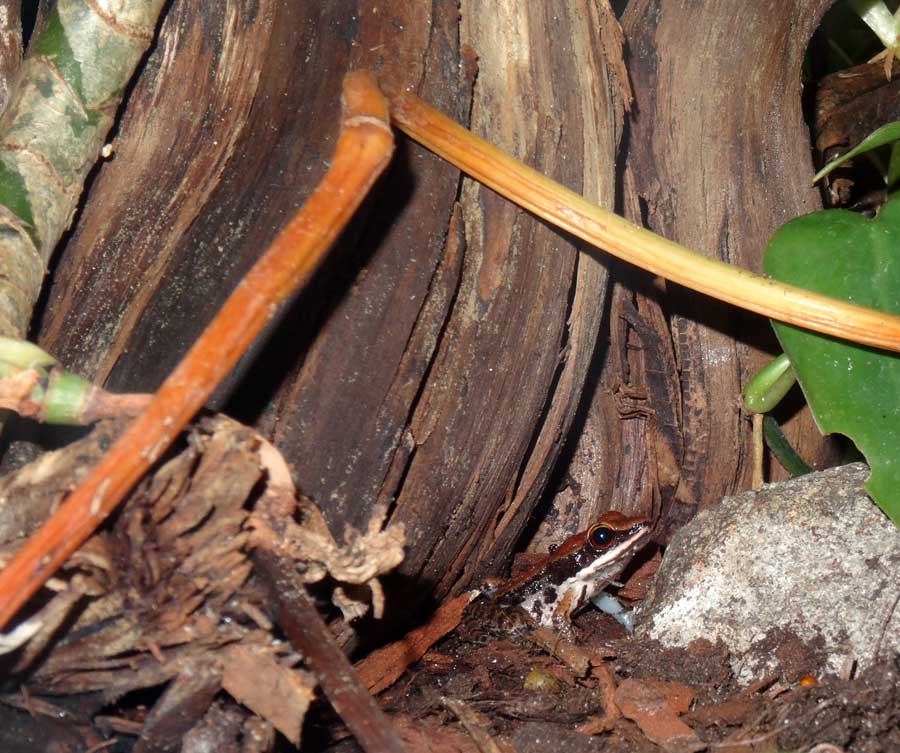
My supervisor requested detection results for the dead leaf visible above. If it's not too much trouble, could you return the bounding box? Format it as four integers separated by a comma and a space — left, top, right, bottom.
614, 678, 704, 753
221, 644, 315, 746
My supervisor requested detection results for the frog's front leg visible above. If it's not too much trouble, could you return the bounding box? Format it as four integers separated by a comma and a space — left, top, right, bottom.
548, 588, 580, 641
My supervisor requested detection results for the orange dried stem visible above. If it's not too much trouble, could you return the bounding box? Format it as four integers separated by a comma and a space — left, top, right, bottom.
0, 71, 394, 630
383, 84, 900, 354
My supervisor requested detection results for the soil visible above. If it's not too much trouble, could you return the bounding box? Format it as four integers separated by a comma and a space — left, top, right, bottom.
320, 605, 900, 753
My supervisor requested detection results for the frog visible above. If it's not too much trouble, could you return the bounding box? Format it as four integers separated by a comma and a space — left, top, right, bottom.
481, 511, 651, 636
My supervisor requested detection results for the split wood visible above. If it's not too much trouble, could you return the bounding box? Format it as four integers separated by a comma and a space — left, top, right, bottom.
3, 69, 900, 640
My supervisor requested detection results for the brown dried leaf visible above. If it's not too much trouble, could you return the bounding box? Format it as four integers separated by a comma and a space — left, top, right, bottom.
614, 678, 704, 753
250, 496, 405, 620
221, 644, 315, 746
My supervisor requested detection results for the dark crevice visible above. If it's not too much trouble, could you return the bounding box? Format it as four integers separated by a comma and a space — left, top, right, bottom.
374, 42, 476, 527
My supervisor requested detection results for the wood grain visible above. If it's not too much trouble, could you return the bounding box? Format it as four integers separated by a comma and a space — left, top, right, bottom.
543, 0, 843, 542
34, 1, 619, 613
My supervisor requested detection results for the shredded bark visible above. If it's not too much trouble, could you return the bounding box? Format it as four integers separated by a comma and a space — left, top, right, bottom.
0, 414, 407, 748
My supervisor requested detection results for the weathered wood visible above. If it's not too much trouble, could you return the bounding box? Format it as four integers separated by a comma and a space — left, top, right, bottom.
538, 0, 842, 545
417, 0, 622, 585
39, 0, 287, 384
36, 1, 621, 607
816, 59, 900, 158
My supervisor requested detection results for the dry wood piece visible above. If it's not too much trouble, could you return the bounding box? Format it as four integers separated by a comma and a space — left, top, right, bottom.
815, 59, 900, 162
614, 678, 703, 753
0, 417, 307, 744
813, 58, 900, 207
133, 660, 223, 753
0, 418, 127, 546
17, 417, 264, 696
587, 660, 622, 729
527, 626, 591, 678
0, 70, 394, 629
254, 548, 410, 753
221, 645, 314, 746
442, 698, 508, 753
354, 590, 476, 694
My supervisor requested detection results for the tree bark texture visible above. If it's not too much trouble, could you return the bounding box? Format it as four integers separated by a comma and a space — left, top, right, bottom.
35, 0, 624, 607
531, 0, 843, 549
31, 0, 846, 611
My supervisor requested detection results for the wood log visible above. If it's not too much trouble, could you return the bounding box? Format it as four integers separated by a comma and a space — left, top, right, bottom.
36, 1, 621, 609
533, 0, 842, 547
34, 0, 846, 606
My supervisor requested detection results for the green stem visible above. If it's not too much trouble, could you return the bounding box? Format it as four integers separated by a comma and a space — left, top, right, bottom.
849, 0, 900, 52
742, 353, 797, 413
763, 415, 813, 477
0, 337, 149, 423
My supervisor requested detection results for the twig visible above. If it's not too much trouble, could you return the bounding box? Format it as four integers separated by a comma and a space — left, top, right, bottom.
591, 660, 622, 723
528, 625, 591, 676
0, 70, 394, 630
442, 698, 507, 753
254, 549, 408, 753
383, 83, 900, 354
752, 413, 764, 488
84, 740, 118, 753
875, 586, 900, 659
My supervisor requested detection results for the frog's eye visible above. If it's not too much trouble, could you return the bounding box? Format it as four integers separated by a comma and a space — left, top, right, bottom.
588, 525, 615, 549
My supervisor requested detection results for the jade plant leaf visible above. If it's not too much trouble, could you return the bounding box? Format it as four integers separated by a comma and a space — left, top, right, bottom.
764, 194, 900, 525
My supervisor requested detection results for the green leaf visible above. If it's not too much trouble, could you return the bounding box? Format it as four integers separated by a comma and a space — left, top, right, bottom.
813, 120, 900, 185
764, 194, 900, 525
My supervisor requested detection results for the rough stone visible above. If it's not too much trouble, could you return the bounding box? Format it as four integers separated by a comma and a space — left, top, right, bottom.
637, 464, 900, 683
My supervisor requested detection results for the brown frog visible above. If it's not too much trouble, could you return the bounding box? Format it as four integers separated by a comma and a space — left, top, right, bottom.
482, 511, 651, 635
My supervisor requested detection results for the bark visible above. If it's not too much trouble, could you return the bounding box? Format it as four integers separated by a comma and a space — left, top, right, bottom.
33, 0, 844, 609
37, 0, 623, 609
534, 0, 843, 547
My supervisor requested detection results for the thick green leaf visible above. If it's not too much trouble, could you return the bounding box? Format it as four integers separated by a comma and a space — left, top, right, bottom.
764, 194, 900, 525
813, 120, 900, 184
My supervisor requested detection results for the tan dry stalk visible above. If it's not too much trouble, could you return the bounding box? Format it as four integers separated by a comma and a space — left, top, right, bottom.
383, 83, 900, 354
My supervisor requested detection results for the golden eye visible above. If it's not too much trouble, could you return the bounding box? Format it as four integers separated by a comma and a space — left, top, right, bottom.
588, 525, 615, 549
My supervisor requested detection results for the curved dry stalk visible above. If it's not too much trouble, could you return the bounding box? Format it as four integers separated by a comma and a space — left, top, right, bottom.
383, 83, 900, 354
0, 71, 394, 629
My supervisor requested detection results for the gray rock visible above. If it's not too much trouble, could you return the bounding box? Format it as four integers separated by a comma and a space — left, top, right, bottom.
636, 463, 900, 684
